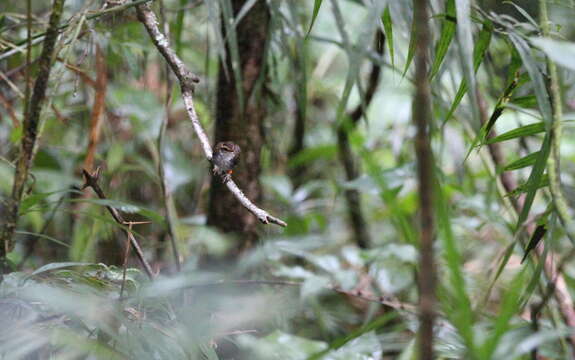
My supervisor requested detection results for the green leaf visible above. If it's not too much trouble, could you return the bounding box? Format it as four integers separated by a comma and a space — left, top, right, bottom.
402, 13, 417, 78
382, 6, 394, 67
288, 145, 337, 168
508, 33, 553, 127
306, 313, 396, 360
486, 122, 545, 144
29, 262, 95, 277
516, 133, 552, 230
510, 95, 538, 108
503, 151, 540, 171
306, 0, 323, 37
506, 175, 549, 197
530, 37, 575, 72
480, 268, 527, 358
430, 0, 456, 80
443, 20, 492, 125
455, 0, 479, 123
521, 223, 547, 264
435, 176, 476, 353
16, 231, 70, 249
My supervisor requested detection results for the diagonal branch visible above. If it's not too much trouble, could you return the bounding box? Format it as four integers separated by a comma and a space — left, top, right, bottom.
81, 168, 155, 279
135, 2, 286, 228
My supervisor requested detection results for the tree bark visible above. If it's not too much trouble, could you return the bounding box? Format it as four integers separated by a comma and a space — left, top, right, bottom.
207, 0, 270, 247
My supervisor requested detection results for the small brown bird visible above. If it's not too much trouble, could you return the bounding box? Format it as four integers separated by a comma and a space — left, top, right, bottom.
212, 141, 241, 183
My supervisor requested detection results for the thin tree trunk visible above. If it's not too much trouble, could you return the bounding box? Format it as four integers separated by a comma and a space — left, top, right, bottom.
207, 0, 270, 247
412, 0, 436, 358
0, 0, 66, 278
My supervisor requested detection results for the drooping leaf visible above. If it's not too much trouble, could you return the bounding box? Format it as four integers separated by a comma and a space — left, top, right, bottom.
430, 0, 456, 80
530, 37, 575, 72
443, 20, 492, 125
382, 6, 394, 67
402, 11, 417, 78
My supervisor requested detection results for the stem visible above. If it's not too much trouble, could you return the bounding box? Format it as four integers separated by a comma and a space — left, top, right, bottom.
539, 0, 572, 230
413, 0, 436, 358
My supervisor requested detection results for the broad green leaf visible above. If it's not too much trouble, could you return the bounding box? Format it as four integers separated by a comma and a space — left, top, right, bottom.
430, 0, 456, 80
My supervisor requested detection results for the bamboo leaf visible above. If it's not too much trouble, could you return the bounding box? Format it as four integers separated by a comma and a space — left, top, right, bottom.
402, 13, 417, 78
382, 6, 394, 67
306, 0, 324, 36
430, 0, 456, 80
443, 21, 492, 125
530, 37, 575, 72
521, 223, 547, 263
486, 122, 545, 144
435, 176, 476, 352
503, 151, 540, 171
455, 0, 479, 123
509, 33, 554, 229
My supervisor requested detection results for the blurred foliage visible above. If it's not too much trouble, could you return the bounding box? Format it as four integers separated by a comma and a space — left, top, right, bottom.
1, 0, 575, 358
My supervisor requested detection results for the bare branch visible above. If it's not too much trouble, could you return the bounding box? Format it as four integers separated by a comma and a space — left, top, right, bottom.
81, 168, 155, 279
135, 2, 286, 228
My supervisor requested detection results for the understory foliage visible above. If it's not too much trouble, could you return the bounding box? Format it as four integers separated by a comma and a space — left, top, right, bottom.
1, 0, 575, 359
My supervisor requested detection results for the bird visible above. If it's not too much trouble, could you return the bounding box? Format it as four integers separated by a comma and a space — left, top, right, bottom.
212, 141, 241, 183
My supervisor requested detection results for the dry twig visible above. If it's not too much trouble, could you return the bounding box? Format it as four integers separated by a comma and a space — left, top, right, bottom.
81, 168, 155, 279
134, 2, 286, 227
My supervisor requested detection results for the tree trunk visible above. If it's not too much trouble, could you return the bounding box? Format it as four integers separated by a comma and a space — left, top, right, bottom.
207, 0, 270, 248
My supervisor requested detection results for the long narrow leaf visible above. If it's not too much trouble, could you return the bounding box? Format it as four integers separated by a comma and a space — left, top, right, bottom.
443, 21, 492, 125
486, 122, 545, 144
430, 0, 456, 80
306, 0, 324, 36
382, 6, 394, 67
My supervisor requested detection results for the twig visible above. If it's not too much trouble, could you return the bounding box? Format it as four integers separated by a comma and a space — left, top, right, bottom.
156, 6, 182, 272
81, 168, 155, 279
0, 0, 154, 61
135, 2, 286, 228
0, 0, 66, 279
539, 0, 573, 237
181, 279, 416, 313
